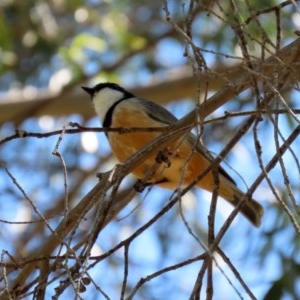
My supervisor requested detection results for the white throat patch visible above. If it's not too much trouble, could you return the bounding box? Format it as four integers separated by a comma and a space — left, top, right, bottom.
92, 88, 125, 123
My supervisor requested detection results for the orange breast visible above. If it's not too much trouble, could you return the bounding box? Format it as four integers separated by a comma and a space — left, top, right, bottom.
109, 104, 163, 157
108, 103, 168, 180
107, 102, 227, 192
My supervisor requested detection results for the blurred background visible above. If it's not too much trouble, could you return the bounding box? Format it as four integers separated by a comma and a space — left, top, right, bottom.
0, 0, 300, 299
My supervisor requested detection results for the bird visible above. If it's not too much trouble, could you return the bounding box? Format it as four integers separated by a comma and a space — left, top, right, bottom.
82, 82, 264, 227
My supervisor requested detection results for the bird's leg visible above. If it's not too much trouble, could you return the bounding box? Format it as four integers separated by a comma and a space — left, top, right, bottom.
155, 147, 173, 168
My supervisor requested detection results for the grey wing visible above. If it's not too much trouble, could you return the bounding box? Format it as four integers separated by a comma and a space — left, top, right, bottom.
140, 99, 178, 125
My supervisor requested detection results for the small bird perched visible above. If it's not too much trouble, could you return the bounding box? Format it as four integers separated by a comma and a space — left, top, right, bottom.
82, 82, 264, 227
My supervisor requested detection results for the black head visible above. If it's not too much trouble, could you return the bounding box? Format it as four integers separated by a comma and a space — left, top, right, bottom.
81, 82, 134, 99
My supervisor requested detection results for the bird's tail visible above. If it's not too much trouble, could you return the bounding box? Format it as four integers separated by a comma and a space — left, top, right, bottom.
198, 175, 264, 227
217, 181, 264, 227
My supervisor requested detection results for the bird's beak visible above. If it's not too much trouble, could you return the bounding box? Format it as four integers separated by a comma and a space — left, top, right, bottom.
81, 86, 94, 97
